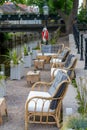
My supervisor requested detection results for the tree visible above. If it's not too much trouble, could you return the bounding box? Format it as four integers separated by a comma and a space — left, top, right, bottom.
78, 7, 87, 23
0, 0, 26, 5
0, 0, 79, 34
49, 0, 79, 34
26, 0, 79, 34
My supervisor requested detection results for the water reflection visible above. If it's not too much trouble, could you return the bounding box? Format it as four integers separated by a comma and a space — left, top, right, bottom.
12, 40, 40, 56
0, 39, 40, 76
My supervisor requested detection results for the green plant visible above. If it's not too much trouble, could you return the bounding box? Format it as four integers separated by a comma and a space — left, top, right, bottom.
78, 8, 87, 23
11, 50, 19, 64
0, 73, 5, 80
61, 116, 87, 130
72, 78, 78, 88
76, 89, 85, 115
0, 71, 6, 86
76, 77, 87, 115
32, 45, 40, 50
2, 49, 23, 65
67, 117, 87, 130
23, 44, 28, 56
50, 38, 56, 45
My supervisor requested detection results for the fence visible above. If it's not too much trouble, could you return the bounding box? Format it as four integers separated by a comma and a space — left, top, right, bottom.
73, 24, 87, 115
73, 23, 87, 69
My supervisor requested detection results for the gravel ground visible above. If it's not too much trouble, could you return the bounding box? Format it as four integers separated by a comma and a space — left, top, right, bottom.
0, 36, 79, 130
0, 63, 78, 130
1, 65, 60, 130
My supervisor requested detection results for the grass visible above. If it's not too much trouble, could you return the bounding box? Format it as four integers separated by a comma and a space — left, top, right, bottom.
72, 78, 78, 88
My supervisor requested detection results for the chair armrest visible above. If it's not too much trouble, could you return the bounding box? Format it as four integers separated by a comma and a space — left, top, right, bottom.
64, 68, 75, 80
51, 62, 65, 68
51, 68, 59, 80
51, 54, 63, 59
51, 68, 69, 80
51, 55, 58, 58
63, 67, 74, 71
51, 63, 56, 68
31, 81, 53, 91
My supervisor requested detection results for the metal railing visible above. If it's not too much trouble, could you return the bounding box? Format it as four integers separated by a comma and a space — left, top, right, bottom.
73, 23, 87, 69
73, 24, 80, 54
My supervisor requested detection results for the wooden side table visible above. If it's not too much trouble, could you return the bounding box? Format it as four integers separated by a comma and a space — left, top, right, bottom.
0, 98, 8, 124
34, 59, 44, 69
26, 71, 40, 85
37, 55, 51, 64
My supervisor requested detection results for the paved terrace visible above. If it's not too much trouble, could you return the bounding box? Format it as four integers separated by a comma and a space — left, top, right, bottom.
0, 34, 86, 130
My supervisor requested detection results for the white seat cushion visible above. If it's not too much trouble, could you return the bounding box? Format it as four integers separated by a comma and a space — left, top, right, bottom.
37, 53, 57, 56
44, 53, 57, 56
27, 91, 54, 112
34, 59, 44, 62
50, 58, 62, 63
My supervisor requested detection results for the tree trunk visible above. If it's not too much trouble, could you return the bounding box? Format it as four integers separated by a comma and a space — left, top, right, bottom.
65, 13, 74, 34
66, 0, 79, 34
58, 0, 79, 34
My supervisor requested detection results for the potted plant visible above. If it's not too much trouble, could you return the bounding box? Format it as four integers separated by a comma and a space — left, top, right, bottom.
32, 45, 40, 60
61, 116, 87, 130
0, 71, 6, 97
10, 50, 24, 80
22, 44, 32, 67
2, 49, 24, 80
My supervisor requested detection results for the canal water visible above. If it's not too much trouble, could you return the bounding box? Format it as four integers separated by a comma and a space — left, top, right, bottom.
0, 39, 40, 76
13, 40, 39, 56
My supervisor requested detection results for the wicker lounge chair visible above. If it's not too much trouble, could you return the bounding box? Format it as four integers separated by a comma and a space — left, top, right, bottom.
51, 54, 74, 68
51, 56, 78, 80
50, 47, 71, 67
25, 70, 70, 130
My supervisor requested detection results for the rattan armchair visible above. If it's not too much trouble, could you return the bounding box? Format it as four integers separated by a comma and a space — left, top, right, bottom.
25, 70, 70, 130
50, 47, 71, 67
41, 43, 64, 54
51, 56, 78, 80
51, 54, 74, 68
35, 44, 64, 65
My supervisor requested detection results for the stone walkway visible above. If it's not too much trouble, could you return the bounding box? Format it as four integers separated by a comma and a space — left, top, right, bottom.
0, 34, 84, 130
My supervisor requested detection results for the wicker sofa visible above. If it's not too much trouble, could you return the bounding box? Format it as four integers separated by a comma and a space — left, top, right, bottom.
41, 44, 64, 54
25, 70, 70, 130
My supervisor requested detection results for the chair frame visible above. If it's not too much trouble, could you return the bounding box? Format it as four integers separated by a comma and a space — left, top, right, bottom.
51, 57, 78, 80
37, 55, 51, 64
50, 47, 71, 67
41, 43, 64, 54
25, 73, 70, 130
36, 44, 64, 64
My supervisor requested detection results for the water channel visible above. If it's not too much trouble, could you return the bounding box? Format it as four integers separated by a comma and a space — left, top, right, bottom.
11, 32, 40, 56
0, 32, 40, 76
13, 39, 39, 56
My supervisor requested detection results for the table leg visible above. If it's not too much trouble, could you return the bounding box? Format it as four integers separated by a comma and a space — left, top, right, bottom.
0, 113, 3, 124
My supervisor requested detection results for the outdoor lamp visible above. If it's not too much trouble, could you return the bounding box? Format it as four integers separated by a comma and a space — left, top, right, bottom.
43, 3, 49, 16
